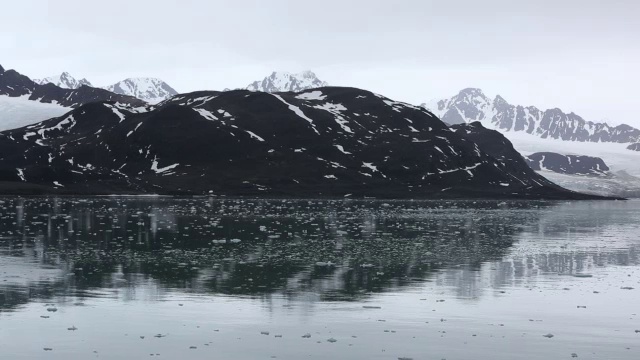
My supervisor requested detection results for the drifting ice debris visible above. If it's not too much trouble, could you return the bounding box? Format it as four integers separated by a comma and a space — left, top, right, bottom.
327, 338, 337, 343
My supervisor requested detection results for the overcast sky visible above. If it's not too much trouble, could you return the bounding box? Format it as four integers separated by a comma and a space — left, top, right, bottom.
3, 0, 639, 125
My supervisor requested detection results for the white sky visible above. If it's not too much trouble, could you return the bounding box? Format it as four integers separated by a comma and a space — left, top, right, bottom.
3, 0, 639, 125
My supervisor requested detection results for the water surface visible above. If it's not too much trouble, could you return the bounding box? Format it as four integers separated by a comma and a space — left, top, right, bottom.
1, 198, 639, 359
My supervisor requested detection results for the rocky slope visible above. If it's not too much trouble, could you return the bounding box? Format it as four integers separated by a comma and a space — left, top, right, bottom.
627, 143, 640, 151
525, 152, 609, 176
426, 88, 640, 143
0, 87, 597, 199
246, 71, 328, 93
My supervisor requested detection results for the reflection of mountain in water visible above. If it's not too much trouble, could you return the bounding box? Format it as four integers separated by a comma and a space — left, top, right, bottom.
434, 201, 640, 299
1, 198, 639, 312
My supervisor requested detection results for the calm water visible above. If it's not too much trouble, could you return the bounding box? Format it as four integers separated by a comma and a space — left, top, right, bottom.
0, 198, 639, 359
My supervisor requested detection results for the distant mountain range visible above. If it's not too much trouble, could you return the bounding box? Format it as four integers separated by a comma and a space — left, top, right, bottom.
33, 72, 178, 104
0, 64, 144, 108
425, 88, 640, 143
0, 86, 597, 199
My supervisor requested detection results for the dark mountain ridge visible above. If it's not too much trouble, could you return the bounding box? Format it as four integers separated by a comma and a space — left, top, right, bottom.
0, 86, 606, 199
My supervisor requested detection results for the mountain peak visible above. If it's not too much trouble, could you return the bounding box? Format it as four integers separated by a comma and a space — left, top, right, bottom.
34, 72, 93, 89
0, 64, 5, 73
247, 71, 328, 93
494, 94, 509, 105
102, 77, 178, 104
458, 88, 485, 96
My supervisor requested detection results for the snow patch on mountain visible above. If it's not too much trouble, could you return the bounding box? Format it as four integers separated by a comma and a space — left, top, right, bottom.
247, 71, 328, 93
0, 95, 70, 131
103, 78, 178, 104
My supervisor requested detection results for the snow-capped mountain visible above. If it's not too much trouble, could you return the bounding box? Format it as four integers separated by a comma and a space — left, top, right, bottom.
0, 64, 145, 108
103, 78, 178, 104
425, 88, 640, 143
246, 71, 328, 93
0, 86, 597, 199
33, 72, 92, 89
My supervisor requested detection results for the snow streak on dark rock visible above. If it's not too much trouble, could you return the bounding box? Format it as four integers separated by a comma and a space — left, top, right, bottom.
0, 87, 605, 198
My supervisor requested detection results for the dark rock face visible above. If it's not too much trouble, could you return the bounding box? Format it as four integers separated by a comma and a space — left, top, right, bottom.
0, 87, 601, 198
428, 88, 640, 143
0, 64, 145, 108
627, 143, 640, 151
450, 122, 576, 187
525, 152, 610, 176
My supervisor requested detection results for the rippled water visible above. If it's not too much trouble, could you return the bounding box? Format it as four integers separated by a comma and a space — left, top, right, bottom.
0, 197, 639, 359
